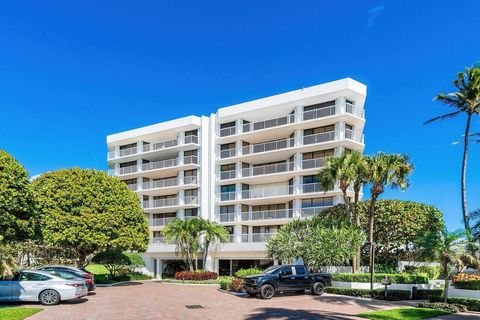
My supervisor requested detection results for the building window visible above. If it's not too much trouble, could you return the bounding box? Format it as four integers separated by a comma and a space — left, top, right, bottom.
301, 197, 334, 208
185, 208, 198, 217
303, 100, 335, 112
304, 125, 335, 136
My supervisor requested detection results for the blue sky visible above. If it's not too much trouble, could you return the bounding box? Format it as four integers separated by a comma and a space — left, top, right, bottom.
1, 1, 479, 231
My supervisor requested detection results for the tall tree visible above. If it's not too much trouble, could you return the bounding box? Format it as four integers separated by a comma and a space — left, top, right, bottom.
365, 153, 413, 289
0, 150, 36, 242
200, 220, 229, 271
163, 218, 203, 271
416, 229, 480, 302
425, 66, 480, 236
33, 168, 149, 267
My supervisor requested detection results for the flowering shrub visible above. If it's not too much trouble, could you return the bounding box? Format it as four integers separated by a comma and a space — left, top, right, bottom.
452, 274, 480, 283
174, 271, 218, 280
228, 278, 244, 292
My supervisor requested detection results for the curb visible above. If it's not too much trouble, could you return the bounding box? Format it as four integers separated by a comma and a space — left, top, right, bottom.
217, 288, 248, 297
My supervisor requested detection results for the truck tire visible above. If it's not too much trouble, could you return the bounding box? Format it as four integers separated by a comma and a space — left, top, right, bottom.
259, 284, 275, 299
311, 282, 325, 296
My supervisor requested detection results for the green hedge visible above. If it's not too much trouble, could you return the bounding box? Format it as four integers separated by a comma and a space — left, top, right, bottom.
404, 265, 441, 280
418, 302, 468, 313
430, 296, 480, 312
454, 280, 480, 290
234, 268, 264, 278
331, 273, 428, 284
325, 287, 411, 301
416, 289, 443, 300
94, 273, 152, 284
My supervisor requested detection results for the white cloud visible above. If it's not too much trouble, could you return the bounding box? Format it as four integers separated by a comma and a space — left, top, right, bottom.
368, 5, 386, 28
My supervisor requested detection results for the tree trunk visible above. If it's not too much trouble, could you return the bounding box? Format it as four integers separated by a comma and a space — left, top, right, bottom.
353, 187, 361, 273
76, 249, 88, 269
443, 260, 449, 303
203, 241, 210, 271
369, 196, 378, 290
342, 188, 351, 223
461, 113, 472, 236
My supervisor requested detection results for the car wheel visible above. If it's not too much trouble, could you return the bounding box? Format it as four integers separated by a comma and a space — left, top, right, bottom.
259, 284, 275, 299
39, 289, 61, 305
311, 282, 325, 296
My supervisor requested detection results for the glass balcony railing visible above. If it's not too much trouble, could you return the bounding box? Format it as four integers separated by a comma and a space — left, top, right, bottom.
242, 162, 294, 177
242, 114, 295, 133
183, 196, 199, 205
220, 170, 236, 180
219, 192, 236, 202
242, 209, 293, 221
142, 158, 178, 171
150, 217, 176, 227
219, 126, 236, 137
302, 157, 329, 170
143, 178, 179, 190
143, 198, 179, 209
220, 148, 236, 159
244, 137, 295, 155
302, 183, 324, 193
241, 233, 276, 243
218, 213, 236, 223
126, 183, 138, 191
303, 131, 336, 145
119, 165, 138, 175
183, 176, 198, 185
301, 206, 331, 217
242, 185, 294, 199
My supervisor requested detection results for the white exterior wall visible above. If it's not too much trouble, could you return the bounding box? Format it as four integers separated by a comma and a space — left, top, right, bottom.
106, 78, 367, 277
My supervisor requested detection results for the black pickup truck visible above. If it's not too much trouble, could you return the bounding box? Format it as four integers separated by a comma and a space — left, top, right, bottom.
242, 265, 332, 299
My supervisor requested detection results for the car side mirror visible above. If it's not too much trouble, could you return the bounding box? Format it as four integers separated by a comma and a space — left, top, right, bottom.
279, 271, 286, 277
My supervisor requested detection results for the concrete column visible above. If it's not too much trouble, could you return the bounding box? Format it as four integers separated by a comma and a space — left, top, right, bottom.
335, 122, 345, 140
136, 141, 143, 154
178, 208, 185, 219
235, 203, 242, 223
179, 131, 185, 146
235, 140, 243, 157
294, 105, 302, 123
179, 150, 184, 166
136, 158, 142, 172
114, 163, 120, 175
234, 225, 242, 243
157, 259, 163, 279
293, 176, 302, 195
235, 182, 242, 201
235, 119, 243, 135
137, 177, 143, 191
178, 170, 184, 185
214, 258, 220, 274
335, 96, 346, 115
294, 129, 302, 147
293, 198, 302, 219
179, 189, 185, 206
236, 162, 242, 178
294, 152, 302, 171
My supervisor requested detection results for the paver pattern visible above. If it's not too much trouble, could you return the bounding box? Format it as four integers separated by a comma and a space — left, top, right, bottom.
4, 281, 467, 320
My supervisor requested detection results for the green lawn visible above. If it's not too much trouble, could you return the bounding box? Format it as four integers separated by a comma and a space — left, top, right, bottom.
0, 307, 43, 320
85, 263, 109, 275
358, 307, 450, 320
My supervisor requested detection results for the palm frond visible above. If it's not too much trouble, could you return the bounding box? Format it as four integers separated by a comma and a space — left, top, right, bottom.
424, 111, 461, 124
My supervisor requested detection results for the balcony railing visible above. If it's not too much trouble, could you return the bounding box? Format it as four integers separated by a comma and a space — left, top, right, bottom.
220, 170, 236, 180
143, 138, 179, 153
143, 198, 179, 209
108, 151, 116, 159
244, 137, 295, 155
150, 217, 176, 227
301, 206, 330, 217
184, 155, 199, 165
184, 196, 198, 205
303, 131, 335, 145
142, 158, 178, 171
241, 233, 276, 243
226, 234, 236, 243
242, 209, 293, 221
119, 146, 138, 157
119, 165, 138, 175
183, 176, 198, 185
143, 178, 179, 190
345, 129, 354, 140
218, 213, 236, 223
303, 105, 336, 121
242, 162, 294, 177
220, 148, 236, 159
345, 103, 363, 117
302, 157, 329, 170
242, 185, 294, 199
220, 126, 236, 137
184, 135, 199, 144
243, 114, 295, 133
151, 236, 165, 244
126, 183, 138, 191
219, 192, 236, 202
302, 183, 324, 193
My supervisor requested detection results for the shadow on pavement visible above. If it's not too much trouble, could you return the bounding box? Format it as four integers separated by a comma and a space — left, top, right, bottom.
245, 308, 357, 320
112, 281, 143, 287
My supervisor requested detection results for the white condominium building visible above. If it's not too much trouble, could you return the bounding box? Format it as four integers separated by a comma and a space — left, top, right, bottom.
106, 78, 366, 277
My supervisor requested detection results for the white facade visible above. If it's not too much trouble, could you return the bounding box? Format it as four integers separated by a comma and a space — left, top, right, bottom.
106, 78, 366, 277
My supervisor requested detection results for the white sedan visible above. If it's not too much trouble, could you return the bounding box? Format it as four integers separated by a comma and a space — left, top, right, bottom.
0, 270, 88, 305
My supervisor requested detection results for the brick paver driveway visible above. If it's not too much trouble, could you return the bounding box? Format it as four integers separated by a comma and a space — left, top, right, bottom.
17, 281, 418, 319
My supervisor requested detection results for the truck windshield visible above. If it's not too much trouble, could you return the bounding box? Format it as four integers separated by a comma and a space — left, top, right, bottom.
263, 266, 282, 274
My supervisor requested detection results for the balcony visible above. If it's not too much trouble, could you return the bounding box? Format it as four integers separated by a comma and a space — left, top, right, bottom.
242, 162, 294, 177
241, 233, 276, 243
242, 185, 293, 200
126, 183, 138, 191
242, 209, 293, 221
143, 177, 179, 190
183, 196, 199, 205
119, 146, 138, 157
243, 137, 295, 155
302, 157, 329, 170
220, 126, 236, 137
220, 170, 236, 180
218, 213, 236, 223
303, 131, 336, 145
142, 158, 178, 172
301, 206, 330, 217
143, 138, 178, 153
184, 135, 199, 144
219, 192, 236, 202
143, 197, 179, 209
183, 176, 198, 185
220, 148, 236, 159
119, 165, 138, 175
151, 236, 176, 244
302, 183, 324, 193
243, 114, 295, 133
303, 105, 336, 121
150, 217, 176, 227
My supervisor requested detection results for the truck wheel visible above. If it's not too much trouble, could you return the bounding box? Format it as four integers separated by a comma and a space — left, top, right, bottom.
259, 284, 275, 299
311, 282, 325, 296
39, 289, 61, 305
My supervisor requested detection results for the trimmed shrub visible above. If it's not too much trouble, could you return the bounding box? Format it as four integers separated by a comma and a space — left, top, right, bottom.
415, 289, 443, 300
234, 268, 264, 278
228, 278, 243, 292
331, 273, 428, 284
418, 302, 468, 313
325, 287, 411, 301
93, 273, 152, 284
174, 271, 218, 281
404, 265, 441, 280
453, 273, 480, 283
125, 252, 146, 274
220, 278, 231, 290
430, 296, 480, 312
453, 280, 480, 290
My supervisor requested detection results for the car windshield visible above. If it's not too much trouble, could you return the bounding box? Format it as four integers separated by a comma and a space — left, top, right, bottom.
263, 266, 282, 274
46, 270, 76, 280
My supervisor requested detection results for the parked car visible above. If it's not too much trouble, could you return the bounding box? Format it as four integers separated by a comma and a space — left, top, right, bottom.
0, 270, 88, 305
37, 266, 96, 291
242, 265, 332, 299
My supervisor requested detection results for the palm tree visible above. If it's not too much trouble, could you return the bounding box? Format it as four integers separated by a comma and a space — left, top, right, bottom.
425, 66, 480, 236
416, 229, 480, 302
200, 220, 229, 271
366, 152, 413, 289
163, 218, 202, 271
318, 153, 356, 222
